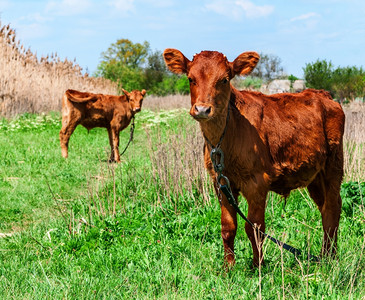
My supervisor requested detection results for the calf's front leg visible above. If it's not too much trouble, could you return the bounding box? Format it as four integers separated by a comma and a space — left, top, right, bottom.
110, 127, 121, 163
205, 147, 237, 267
59, 119, 79, 158
107, 128, 115, 162
219, 188, 238, 267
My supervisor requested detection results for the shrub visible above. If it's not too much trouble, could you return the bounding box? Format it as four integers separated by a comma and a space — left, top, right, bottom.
303, 59, 365, 103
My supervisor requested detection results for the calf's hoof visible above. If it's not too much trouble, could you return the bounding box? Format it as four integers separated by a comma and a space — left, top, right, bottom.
61, 150, 68, 159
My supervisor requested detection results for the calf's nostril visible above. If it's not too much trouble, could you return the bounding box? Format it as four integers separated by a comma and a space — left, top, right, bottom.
194, 105, 212, 115
194, 105, 212, 116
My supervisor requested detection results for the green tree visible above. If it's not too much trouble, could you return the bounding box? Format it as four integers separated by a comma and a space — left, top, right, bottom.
303, 59, 333, 92
100, 39, 150, 69
144, 50, 189, 95
288, 74, 299, 92
332, 66, 365, 102
95, 39, 189, 95
95, 39, 150, 91
303, 59, 365, 102
174, 75, 190, 94
144, 50, 168, 94
251, 53, 284, 82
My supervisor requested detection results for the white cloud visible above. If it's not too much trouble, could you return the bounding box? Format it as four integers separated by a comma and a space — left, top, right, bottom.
235, 0, 274, 18
19, 12, 52, 23
108, 0, 135, 12
316, 31, 340, 41
280, 12, 323, 35
290, 12, 320, 22
141, 0, 173, 8
206, 0, 274, 20
45, 0, 92, 16
286, 12, 321, 32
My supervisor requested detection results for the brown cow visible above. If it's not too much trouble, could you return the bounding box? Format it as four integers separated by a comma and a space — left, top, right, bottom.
60, 88, 146, 162
163, 49, 344, 267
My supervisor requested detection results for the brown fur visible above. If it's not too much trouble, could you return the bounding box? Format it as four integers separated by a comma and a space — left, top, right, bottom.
163, 48, 345, 267
60, 88, 146, 162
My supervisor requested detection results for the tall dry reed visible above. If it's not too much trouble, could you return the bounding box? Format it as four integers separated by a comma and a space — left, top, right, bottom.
0, 22, 117, 117
343, 102, 365, 181
145, 121, 212, 209
143, 94, 190, 111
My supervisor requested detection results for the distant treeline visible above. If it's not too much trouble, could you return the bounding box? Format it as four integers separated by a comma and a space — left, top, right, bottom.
96, 39, 365, 103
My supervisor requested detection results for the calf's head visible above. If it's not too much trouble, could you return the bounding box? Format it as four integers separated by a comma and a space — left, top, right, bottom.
163, 49, 259, 121
122, 88, 146, 114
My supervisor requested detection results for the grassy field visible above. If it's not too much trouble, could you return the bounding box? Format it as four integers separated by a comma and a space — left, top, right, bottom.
0, 107, 364, 299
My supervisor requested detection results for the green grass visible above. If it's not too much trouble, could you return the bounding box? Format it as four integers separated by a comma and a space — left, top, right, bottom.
0, 111, 364, 299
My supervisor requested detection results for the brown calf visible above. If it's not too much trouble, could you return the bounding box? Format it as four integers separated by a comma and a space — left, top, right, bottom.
163, 49, 345, 266
60, 88, 146, 162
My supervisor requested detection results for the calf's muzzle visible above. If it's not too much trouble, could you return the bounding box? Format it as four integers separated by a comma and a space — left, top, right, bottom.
191, 104, 212, 119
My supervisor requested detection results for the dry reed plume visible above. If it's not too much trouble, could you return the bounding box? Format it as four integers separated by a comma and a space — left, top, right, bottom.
0, 22, 117, 117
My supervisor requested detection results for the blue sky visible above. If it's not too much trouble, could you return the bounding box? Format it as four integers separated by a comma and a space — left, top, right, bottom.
0, 0, 364, 78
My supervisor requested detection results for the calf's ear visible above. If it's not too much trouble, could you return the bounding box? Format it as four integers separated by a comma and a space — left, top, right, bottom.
141, 89, 146, 96
122, 88, 130, 98
230, 52, 260, 77
163, 48, 190, 74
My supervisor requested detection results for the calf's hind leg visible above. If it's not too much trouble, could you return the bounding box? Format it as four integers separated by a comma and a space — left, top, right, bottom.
245, 195, 266, 267
308, 167, 343, 256
107, 128, 115, 162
